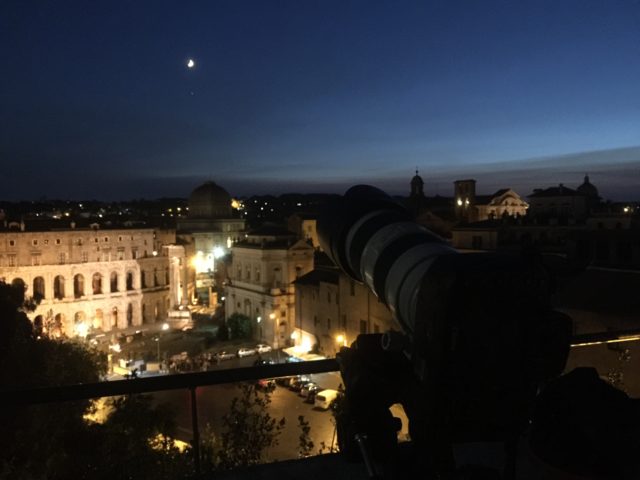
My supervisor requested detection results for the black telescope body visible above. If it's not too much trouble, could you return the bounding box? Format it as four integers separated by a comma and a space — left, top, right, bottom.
318, 185, 574, 478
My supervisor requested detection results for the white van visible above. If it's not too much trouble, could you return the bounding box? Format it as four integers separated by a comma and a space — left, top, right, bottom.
314, 389, 339, 410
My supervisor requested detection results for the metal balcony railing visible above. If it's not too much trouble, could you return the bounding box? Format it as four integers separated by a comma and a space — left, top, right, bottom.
1, 358, 340, 474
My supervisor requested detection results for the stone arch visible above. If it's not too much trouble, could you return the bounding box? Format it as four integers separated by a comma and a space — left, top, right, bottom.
74, 311, 86, 324
111, 307, 119, 329
54, 275, 65, 300
11, 277, 26, 291
126, 271, 134, 291
33, 315, 44, 335
142, 303, 147, 323
92, 272, 103, 295
94, 309, 104, 330
110, 272, 119, 292
33, 276, 45, 301
73, 274, 85, 298
127, 302, 133, 327
54, 313, 65, 337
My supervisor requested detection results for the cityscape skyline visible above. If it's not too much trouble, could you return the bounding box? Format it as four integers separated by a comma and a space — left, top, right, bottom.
2, 1, 639, 200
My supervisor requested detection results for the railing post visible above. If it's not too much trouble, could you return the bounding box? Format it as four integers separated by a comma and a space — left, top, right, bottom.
190, 386, 201, 474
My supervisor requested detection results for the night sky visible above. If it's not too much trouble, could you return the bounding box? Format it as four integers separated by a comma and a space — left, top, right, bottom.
1, 1, 639, 201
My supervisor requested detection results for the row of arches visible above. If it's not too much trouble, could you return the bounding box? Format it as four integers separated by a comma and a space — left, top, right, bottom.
31, 297, 171, 338
12, 271, 137, 301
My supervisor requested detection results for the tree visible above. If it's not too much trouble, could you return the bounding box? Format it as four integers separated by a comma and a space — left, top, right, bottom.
216, 320, 229, 341
0, 281, 190, 479
203, 383, 285, 470
226, 312, 253, 339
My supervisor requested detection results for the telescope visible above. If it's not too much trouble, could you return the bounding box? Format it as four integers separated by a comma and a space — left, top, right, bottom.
318, 185, 577, 478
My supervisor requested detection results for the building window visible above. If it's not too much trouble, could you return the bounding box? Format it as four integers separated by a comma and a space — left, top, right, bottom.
119, 236, 123, 242
58, 253, 66, 264
104, 237, 109, 242
44, 239, 49, 245
32, 239, 38, 246
31, 255, 41, 266
360, 320, 367, 334
110, 272, 119, 292
9, 240, 15, 247
281, 310, 286, 318
8, 255, 16, 267
117, 250, 124, 261
82, 252, 89, 262
132, 248, 138, 259
95, 238, 99, 243
55, 239, 61, 245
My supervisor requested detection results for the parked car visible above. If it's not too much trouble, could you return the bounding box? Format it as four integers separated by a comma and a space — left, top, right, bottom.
216, 351, 236, 361
256, 343, 272, 354
237, 347, 257, 358
289, 375, 311, 392
275, 376, 295, 387
300, 382, 322, 403
253, 357, 275, 366
299, 382, 319, 397
256, 378, 276, 391
304, 385, 321, 403
315, 389, 340, 410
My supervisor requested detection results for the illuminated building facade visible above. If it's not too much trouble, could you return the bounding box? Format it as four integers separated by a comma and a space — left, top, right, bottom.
225, 226, 314, 348
177, 181, 246, 304
454, 179, 528, 222
0, 226, 186, 338
293, 267, 397, 357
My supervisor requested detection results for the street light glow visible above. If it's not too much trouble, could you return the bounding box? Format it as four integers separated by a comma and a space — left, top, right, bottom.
162, 323, 170, 331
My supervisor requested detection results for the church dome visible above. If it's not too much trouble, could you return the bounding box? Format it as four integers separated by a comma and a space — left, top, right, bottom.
577, 175, 599, 198
188, 181, 233, 218
410, 169, 424, 197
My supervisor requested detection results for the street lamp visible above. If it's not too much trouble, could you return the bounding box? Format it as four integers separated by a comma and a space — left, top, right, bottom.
162, 322, 169, 331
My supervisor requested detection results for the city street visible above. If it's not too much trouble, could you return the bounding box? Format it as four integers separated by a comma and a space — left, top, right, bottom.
152, 380, 338, 461
147, 350, 342, 461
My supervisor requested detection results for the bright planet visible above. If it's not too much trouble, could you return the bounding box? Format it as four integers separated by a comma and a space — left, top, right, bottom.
187, 58, 195, 68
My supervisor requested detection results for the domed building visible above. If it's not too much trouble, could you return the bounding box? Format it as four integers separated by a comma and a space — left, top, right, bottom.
178, 181, 246, 305
577, 174, 599, 199
188, 181, 233, 219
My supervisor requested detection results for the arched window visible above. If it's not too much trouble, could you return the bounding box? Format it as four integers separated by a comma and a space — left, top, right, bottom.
142, 304, 147, 323
33, 315, 44, 336
127, 303, 133, 327
94, 309, 104, 330
126, 272, 134, 291
74, 311, 86, 324
54, 276, 65, 300
54, 313, 65, 337
73, 274, 85, 299
110, 272, 118, 292
92, 273, 103, 294
33, 277, 45, 301
153, 268, 158, 287
11, 278, 26, 291
141, 271, 147, 289
112, 307, 118, 328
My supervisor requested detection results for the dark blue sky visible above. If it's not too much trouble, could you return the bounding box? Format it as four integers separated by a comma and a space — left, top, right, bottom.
1, 1, 639, 200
